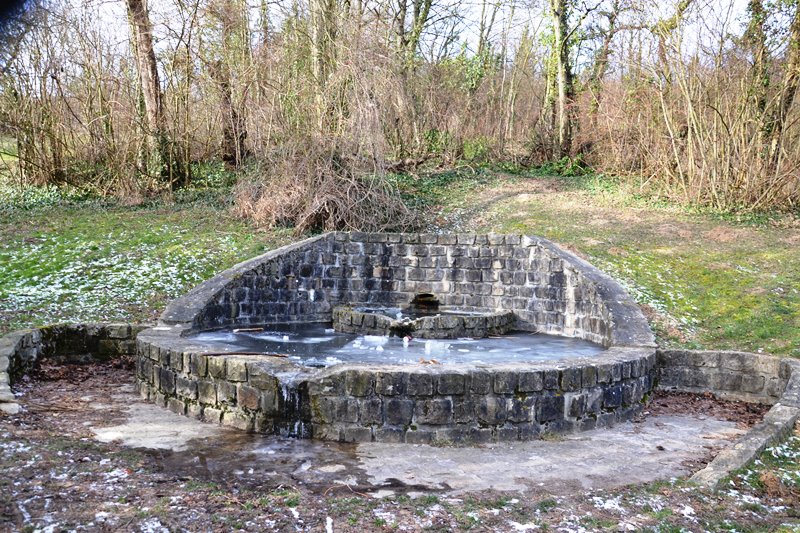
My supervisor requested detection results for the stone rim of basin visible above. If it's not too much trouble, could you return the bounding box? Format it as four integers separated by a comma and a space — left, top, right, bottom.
135, 232, 657, 444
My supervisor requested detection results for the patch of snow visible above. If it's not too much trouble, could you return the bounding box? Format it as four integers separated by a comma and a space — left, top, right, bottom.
507, 520, 539, 531
139, 517, 169, 533
591, 495, 626, 514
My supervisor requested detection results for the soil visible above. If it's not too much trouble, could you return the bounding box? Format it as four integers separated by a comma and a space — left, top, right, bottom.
1, 360, 799, 531
645, 390, 771, 430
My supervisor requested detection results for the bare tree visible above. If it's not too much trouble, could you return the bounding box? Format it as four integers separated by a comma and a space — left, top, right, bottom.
126, 0, 173, 182
549, 0, 574, 157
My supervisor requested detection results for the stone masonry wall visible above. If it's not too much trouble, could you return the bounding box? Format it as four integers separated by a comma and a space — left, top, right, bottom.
134, 325, 657, 442
331, 307, 516, 339
306, 356, 656, 443
0, 324, 144, 414
656, 349, 788, 404
162, 232, 655, 348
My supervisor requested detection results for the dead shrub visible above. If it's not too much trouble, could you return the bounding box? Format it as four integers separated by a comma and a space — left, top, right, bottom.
233, 138, 415, 235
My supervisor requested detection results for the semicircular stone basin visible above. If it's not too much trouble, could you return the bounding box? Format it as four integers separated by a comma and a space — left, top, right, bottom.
135, 232, 657, 444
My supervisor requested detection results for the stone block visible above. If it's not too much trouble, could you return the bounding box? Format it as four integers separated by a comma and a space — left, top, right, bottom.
385, 398, 414, 426
565, 393, 586, 418
596, 363, 613, 384
237, 385, 260, 410
226, 359, 248, 382
493, 372, 518, 394
375, 372, 407, 396
0, 403, 20, 415
468, 427, 494, 443
315, 397, 358, 423
208, 357, 226, 379
543, 370, 559, 390
404, 429, 434, 444
260, 390, 279, 414
581, 365, 597, 387
434, 427, 467, 444
407, 373, 433, 396
0, 389, 16, 402
538, 393, 564, 423
223, 409, 254, 431
375, 427, 405, 443
469, 371, 492, 394
438, 373, 465, 395
188, 353, 208, 377
97, 339, 120, 358
497, 426, 520, 441
519, 371, 544, 392
359, 398, 383, 425
345, 370, 374, 396
507, 396, 535, 423
152, 391, 167, 407
187, 403, 203, 419
452, 398, 474, 423
176, 377, 198, 400
343, 427, 373, 443
477, 396, 506, 425
603, 385, 623, 408
217, 381, 237, 405
416, 399, 453, 425
0, 357, 9, 373
158, 368, 176, 395
248, 364, 279, 391
740, 374, 765, 394
198, 381, 217, 405
713, 372, 743, 392
518, 422, 541, 440
560, 367, 582, 391
167, 398, 186, 415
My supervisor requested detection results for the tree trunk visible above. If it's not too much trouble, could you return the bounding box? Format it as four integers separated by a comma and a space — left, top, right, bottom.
586, 1, 619, 124
126, 0, 169, 181
209, 0, 250, 167
310, 0, 336, 91
768, 2, 800, 166
550, 0, 573, 157
745, 0, 769, 117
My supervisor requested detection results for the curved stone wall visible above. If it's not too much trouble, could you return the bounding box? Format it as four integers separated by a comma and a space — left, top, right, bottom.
136, 232, 658, 443
161, 232, 655, 347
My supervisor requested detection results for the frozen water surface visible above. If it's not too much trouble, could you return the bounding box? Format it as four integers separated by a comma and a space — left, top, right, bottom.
189, 323, 604, 367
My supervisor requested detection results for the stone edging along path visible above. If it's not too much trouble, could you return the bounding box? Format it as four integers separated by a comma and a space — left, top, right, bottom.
1, 324, 798, 487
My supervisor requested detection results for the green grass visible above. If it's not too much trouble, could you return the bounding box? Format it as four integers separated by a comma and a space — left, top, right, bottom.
471, 171, 800, 356
0, 197, 292, 334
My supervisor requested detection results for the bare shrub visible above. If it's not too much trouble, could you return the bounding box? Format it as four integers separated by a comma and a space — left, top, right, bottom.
233, 138, 414, 234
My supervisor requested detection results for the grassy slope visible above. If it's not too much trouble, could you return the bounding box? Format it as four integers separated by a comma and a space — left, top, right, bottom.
460, 173, 800, 356
0, 202, 293, 335
1, 170, 798, 355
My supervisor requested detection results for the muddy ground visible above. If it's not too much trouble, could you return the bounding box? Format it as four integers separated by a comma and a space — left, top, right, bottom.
1, 360, 798, 532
